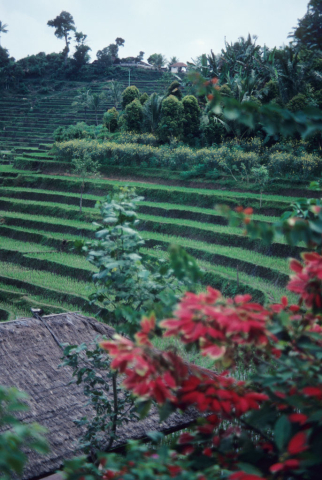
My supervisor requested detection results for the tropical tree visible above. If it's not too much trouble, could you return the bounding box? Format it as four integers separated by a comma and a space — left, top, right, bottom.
73, 32, 91, 67
0, 21, 8, 47
72, 152, 100, 213
115, 37, 125, 48
147, 53, 167, 70
124, 99, 143, 132
274, 46, 306, 103
138, 51, 145, 61
122, 86, 140, 109
167, 80, 183, 100
168, 56, 179, 67
96, 47, 113, 67
158, 95, 184, 141
290, 0, 322, 50
142, 93, 164, 133
182, 95, 201, 140
88, 93, 105, 126
105, 80, 123, 109
107, 44, 119, 61
103, 108, 118, 133
47, 11, 76, 63
72, 88, 92, 121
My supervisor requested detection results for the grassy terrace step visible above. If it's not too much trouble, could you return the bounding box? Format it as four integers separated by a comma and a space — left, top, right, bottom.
0, 284, 81, 319
0, 187, 280, 223
0, 195, 303, 258
0, 241, 94, 283
0, 206, 292, 296
0, 225, 268, 305
144, 247, 295, 305
0, 171, 294, 215
0, 208, 295, 299
0, 232, 268, 303
0, 208, 290, 273
0, 261, 95, 311
143, 233, 290, 285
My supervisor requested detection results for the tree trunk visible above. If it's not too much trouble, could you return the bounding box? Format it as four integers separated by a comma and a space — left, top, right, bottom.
260, 190, 262, 209
95, 111, 98, 126
64, 34, 69, 66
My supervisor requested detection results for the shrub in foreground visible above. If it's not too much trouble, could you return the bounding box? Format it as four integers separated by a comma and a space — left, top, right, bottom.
62, 201, 322, 480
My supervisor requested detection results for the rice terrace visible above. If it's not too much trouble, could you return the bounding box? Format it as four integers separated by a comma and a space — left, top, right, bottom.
0, 1, 322, 479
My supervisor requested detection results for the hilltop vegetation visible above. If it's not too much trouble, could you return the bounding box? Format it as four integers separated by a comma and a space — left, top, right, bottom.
1, 2, 322, 479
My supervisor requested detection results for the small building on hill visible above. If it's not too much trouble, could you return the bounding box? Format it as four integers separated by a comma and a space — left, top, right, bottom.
118, 60, 154, 69
169, 62, 187, 73
0, 313, 199, 480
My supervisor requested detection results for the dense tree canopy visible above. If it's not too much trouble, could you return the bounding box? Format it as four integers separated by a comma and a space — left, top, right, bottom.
291, 0, 322, 49
47, 11, 76, 61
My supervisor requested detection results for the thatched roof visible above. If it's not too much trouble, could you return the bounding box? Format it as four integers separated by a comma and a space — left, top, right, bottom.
0, 313, 199, 479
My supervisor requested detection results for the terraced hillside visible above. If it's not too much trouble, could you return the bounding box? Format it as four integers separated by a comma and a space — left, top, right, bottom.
0, 144, 309, 321
0, 74, 162, 151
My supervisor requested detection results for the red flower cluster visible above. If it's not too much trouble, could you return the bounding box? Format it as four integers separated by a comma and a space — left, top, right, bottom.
101, 313, 268, 418
178, 374, 268, 417
101, 331, 187, 404
160, 287, 271, 364
288, 252, 322, 310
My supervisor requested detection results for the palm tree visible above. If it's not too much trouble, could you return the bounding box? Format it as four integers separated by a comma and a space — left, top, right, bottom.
88, 93, 105, 126
0, 21, 8, 47
142, 93, 164, 133
72, 88, 92, 121
105, 80, 123, 109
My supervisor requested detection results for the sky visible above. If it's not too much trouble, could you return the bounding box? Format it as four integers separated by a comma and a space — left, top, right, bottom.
0, 0, 309, 63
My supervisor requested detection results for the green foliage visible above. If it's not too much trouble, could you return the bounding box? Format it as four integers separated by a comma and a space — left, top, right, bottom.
82, 187, 201, 333
53, 136, 322, 180
167, 80, 182, 100
71, 152, 100, 212
88, 93, 105, 126
73, 44, 91, 68
0, 385, 49, 479
115, 131, 159, 146
219, 84, 232, 96
104, 80, 123, 109
286, 93, 310, 112
61, 341, 137, 454
268, 150, 320, 179
96, 47, 113, 67
182, 95, 201, 140
47, 11, 75, 60
147, 53, 167, 70
260, 79, 279, 102
158, 95, 184, 141
142, 93, 164, 133
122, 86, 140, 109
83, 187, 164, 332
315, 89, 322, 108
124, 99, 143, 132
201, 113, 226, 145
103, 108, 118, 133
139, 92, 149, 105
291, 0, 322, 49
0, 46, 9, 67
54, 122, 107, 142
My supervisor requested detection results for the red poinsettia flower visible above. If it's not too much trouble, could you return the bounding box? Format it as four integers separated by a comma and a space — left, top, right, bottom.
288, 253, 322, 310
287, 431, 308, 455
288, 413, 308, 425
270, 459, 300, 473
230, 472, 264, 480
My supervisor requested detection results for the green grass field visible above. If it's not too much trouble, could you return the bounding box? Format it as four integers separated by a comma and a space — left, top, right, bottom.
0, 147, 308, 322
